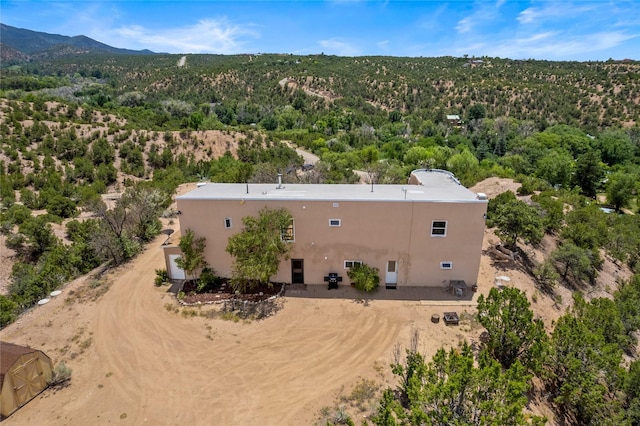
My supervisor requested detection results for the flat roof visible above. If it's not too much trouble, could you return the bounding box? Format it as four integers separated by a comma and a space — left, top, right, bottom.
178, 170, 485, 203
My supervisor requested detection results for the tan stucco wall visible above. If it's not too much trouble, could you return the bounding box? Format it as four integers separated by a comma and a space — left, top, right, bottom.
174, 197, 486, 288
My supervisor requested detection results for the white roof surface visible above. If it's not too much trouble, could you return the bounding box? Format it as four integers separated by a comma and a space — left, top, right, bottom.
177, 169, 484, 203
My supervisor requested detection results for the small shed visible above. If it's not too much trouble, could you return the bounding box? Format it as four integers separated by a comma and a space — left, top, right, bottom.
446, 114, 461, 126
0, 341, 53, 418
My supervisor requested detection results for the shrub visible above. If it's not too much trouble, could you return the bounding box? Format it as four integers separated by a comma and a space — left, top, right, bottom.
0, 295, 18, 328
154, 269, 169, 286
48, 361, 72, 387
196, 267, 218, 292
347, 263, 380, 292
517, 175, 551, 195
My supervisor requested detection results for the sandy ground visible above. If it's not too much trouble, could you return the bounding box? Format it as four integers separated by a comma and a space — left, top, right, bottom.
1, 177, 631, 425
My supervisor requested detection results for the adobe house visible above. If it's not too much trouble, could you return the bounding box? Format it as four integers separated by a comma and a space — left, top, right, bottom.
163, 169, 488, 290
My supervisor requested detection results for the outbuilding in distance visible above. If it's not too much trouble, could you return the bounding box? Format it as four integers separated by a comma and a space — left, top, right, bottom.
0, 341, 53, 418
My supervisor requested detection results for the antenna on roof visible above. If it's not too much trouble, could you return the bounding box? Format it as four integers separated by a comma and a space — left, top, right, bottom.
277, 173, 283, 189
246, 182, 249, 194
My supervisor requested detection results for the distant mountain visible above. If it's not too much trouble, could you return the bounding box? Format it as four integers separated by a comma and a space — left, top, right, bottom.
0, 42, 30, 65
0, 23, 156, 61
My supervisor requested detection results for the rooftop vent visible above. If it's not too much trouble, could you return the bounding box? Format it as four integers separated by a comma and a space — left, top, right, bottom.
477, 193, 487, 200
277, 173, 284, 189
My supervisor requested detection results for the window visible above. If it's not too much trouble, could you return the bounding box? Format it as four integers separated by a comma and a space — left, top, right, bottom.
224, 217, 232, 229
281, 219, 295, 242
440, 261, 453, 270
329, 219, 341, 227
431, 220, 447, 237
344, 260, 362, 269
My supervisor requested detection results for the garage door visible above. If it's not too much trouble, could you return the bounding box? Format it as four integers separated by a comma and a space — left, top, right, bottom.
168, 255, 186, 280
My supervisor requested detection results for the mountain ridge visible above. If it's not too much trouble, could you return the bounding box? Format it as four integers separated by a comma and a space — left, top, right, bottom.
0, 23, 156, 63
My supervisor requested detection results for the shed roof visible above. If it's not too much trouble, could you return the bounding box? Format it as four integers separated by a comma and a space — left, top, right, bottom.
0, 342, 44, 387
177, 169, 485, 204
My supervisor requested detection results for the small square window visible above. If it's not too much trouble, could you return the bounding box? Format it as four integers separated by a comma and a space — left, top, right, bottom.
224, 217, 232, 229
344, 260, 362, 269
440, 261, 453, 270
281, 219, 295, 242
329, 219, 341, 227
431, 220, 447, 237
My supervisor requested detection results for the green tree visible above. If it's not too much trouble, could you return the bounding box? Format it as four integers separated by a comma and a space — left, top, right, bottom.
544, 299, 625, 425
531, 193, 564, 233
446, 147, 480, 184
468, 103, 486, 121
85, 186, 163, 265
536, 149, 574, 188
19, 216, 58, 257
574, 150, 603, 198
626, 360, 640, 425
0, 295, 18, 328
561, 205, 608, 250
550, 242, 595, 284
493, 199, 544, 248
226, 207, 293, 292
175, 229, 208, 284
606, 216, 640, 270
46, 194, 77, 218
595, 130, 635, 166
485, 190, 517, 225
375, 341, 545, 426
606, 171, 636, 212
477, 287, 548, 371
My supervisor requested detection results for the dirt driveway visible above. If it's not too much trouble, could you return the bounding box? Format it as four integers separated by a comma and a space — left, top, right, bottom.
1, 228, 486, 425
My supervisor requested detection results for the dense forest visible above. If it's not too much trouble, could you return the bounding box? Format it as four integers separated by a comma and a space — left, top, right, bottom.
1, 54, 639, 424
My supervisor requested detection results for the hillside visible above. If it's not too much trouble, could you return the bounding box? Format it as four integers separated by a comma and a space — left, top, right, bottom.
20, 53, 640, 131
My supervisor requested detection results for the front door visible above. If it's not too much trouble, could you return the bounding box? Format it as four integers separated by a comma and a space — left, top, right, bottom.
291, 259, 304, 284
168, 255, 186, 280
385, 260, 398, 286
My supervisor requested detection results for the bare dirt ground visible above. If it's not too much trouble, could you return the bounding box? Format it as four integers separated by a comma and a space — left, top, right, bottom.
1, 178, 632, 425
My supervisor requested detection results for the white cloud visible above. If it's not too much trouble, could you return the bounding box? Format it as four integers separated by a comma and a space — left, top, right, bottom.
109, 19, 259, 53
483, 31, 637, 60
515, 31, 557, 44
517, 3, 595, 25
377, 40, 390, 51
318, 38, 360, 56
456, 16, 474, 34
455, 3, 501, 35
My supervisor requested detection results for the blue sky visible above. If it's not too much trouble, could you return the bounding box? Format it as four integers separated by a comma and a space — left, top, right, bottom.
2, 1, 639, 60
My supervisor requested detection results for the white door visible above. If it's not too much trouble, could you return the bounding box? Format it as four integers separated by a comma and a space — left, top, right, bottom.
385, 260, 398, 285
168, 255, 186, 280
